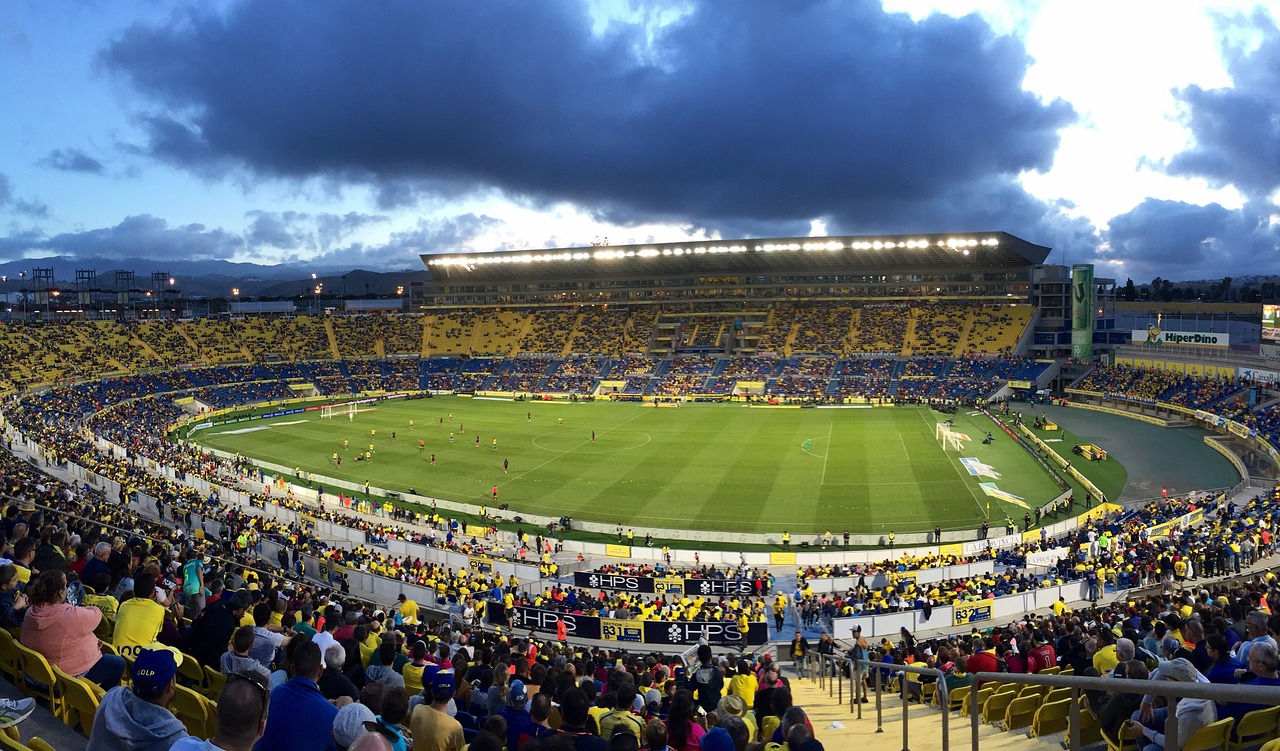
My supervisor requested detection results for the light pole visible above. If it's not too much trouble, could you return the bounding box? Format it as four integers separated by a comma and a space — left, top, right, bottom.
232, 287, 240, 315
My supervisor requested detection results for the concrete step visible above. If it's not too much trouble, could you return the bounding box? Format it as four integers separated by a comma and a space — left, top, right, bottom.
786, 674, 1089, 751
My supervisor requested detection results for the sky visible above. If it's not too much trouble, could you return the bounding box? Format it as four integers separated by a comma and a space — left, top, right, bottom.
1, 0, 1278, 284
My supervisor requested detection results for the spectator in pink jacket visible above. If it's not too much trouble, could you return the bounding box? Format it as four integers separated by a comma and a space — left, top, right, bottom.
20, 570, 126, 688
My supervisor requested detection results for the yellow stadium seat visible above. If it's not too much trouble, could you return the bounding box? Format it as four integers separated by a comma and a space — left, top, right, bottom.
0, 730, 57, 751
962, 685, 994, 718
177, 652, 208, 694
52, 666, 99, 736
1029, 698, 1070, 738
1183, 717, 1234, 751
204, 666, 228, 699
1044, 687, 1071, 705
1003, 695, 1038, 732
1101, 720, 1139, 751
947, 684, 969, 713
1068, 696, 1102, 746
170, 684, 215, 738
93, 618, 113, 643
14, 644, 62, 719
982, 688, 1016, 725
0, 630, 22, 684
1229, 706, 1280, 751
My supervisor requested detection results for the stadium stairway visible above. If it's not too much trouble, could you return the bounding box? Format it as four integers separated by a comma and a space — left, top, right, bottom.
786, 672, 1085, 751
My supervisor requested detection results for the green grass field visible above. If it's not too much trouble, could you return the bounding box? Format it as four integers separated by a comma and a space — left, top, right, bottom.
190, 397, 1067, 534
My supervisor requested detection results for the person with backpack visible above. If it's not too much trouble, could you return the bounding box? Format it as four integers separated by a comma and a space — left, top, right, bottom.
845, 627, 870, 703
182, 549, 205, 617
690, 644, 724, 714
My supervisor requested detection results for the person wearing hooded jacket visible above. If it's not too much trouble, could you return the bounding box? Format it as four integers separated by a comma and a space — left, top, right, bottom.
690, 644, 724, 714
1126, 658, 1216, 751
87, 645, 188, 751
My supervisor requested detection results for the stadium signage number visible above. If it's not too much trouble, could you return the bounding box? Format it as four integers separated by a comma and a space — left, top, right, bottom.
601, 619, 644, 642
953, 599, 994, 626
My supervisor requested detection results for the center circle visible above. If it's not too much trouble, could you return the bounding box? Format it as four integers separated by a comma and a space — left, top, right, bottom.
531, 430, 651, 453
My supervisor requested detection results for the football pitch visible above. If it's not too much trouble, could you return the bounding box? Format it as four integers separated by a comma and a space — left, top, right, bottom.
189, 397, 1065, 534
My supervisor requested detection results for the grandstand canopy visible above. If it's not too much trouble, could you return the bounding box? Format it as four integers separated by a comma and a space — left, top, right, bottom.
421, 232, 1049, 283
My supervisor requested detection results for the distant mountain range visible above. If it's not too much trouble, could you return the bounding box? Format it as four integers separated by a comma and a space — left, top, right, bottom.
0, 257, 429, 299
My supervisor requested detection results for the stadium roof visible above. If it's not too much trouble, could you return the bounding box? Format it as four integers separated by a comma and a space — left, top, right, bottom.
421, 231, 1050, 284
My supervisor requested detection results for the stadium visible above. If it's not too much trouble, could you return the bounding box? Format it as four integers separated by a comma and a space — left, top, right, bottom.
2, 231, 1280, 751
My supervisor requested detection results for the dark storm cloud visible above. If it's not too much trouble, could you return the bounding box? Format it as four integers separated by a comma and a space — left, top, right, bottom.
101, 0, 1076, 236
39, 148, 106, 175
1164, 12, 1280, 198
1095, 198, 1280, 281
42, 214, 244, 261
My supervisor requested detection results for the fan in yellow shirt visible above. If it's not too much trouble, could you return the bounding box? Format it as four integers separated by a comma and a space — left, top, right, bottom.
112, 573, 168, 659
397, 594, 420, 626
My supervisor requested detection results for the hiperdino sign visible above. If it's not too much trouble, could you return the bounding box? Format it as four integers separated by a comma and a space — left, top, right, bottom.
1131, 328, 1230, 348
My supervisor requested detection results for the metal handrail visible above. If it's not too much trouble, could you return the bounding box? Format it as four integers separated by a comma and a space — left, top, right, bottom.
858, 659, 950, 751
969, 670, 1280, 751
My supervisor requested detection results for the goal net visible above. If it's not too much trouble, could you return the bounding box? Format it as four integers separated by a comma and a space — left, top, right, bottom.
935, 423, 970, 451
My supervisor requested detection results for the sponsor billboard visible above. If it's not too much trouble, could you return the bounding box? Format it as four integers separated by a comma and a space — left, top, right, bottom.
1131, 329, 1230, 348
573, 572, 756, 596
503, 605, 767, 646
1071, 264, 1095, 358
1240, 368, 1280, 384
1264, 304, 1280, 343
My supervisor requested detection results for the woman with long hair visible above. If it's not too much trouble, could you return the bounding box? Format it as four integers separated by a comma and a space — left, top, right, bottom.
486, 662, 510, 717
20, 570, 125, 688
664, 690, 705, 751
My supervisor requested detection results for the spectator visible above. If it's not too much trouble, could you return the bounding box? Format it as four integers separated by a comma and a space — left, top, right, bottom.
1220, 641, 1280, 724
171, 670, 271, 751
21, 569, 125, 688
333, 702, 377, 750
1127, 658, 1216, 751
0, 564, 29, 630
555, 687, 607, 751
690, 646, 723, 714
184, 590, 252, 670
113, 573, 168, 658
409, 671, 465, 751
255, 640, 338, 751
87, 644, 188, 751
319, 644, 361, 703
221, 626, 272, 685
665, 691, 705, 751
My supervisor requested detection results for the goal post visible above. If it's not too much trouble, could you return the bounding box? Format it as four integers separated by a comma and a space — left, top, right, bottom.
935, 423, 966, 452
321, 405, 335, 419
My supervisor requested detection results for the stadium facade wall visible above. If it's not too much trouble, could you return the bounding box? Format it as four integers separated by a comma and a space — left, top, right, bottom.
830, 579, 1090, 639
